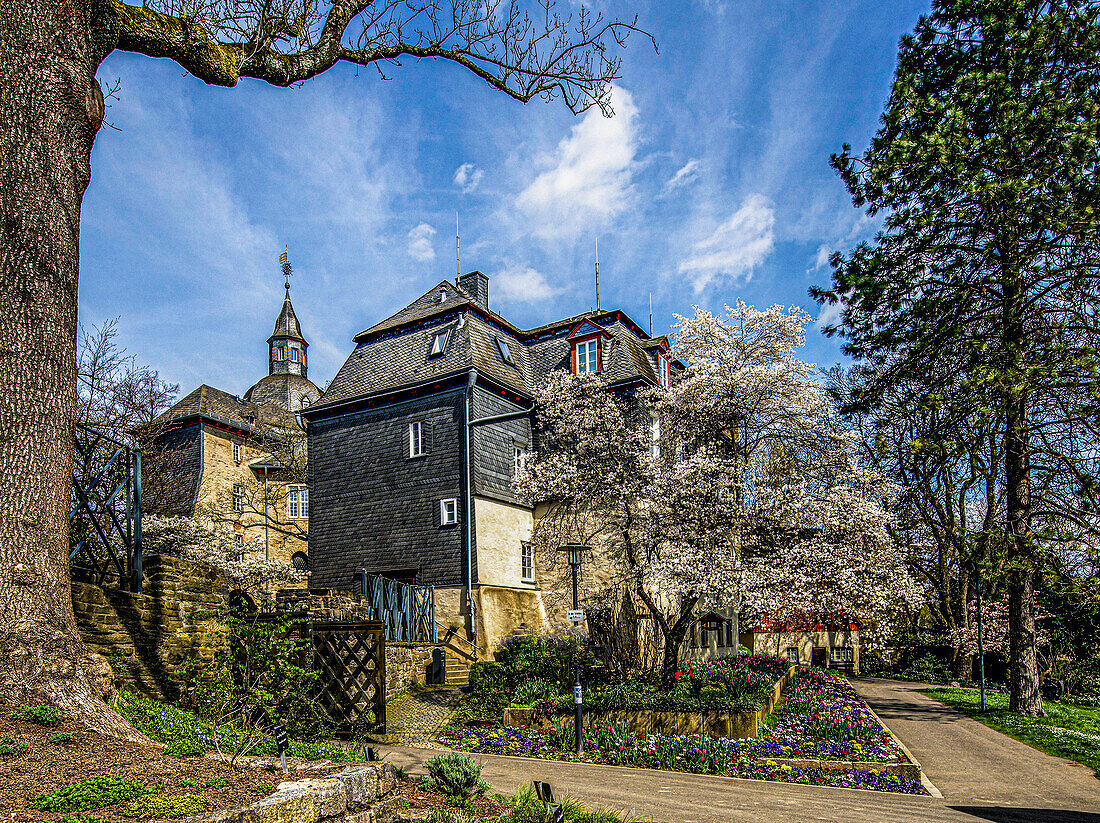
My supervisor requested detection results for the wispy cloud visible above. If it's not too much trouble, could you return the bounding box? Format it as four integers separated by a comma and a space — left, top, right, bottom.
454, 162, 484, 193
407, 223, 437, 261
515, 86, 638, 240
809, 243, 832, 273
677, 194, 776, 293
493, 264, 565, 304
663, 158, 701, 194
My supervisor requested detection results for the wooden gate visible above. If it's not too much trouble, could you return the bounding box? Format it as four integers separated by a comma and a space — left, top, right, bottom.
312, 620, 386, 736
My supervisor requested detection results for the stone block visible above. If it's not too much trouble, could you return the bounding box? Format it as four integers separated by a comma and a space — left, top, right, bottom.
332, 765, 393, 808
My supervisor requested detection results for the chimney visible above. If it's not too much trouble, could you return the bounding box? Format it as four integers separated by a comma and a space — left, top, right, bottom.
457, 271, 489, 310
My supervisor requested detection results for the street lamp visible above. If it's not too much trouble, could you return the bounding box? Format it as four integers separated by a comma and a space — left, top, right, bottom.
557, 543, 590, 754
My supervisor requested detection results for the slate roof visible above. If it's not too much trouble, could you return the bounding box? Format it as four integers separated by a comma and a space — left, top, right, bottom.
157, 384, 297, 434
313, 278, 673, 413
244, 372, 321, 413
270, 292, 305, 342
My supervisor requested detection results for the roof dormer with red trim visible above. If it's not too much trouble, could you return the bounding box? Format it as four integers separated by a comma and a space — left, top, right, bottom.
568, 320, 610, 375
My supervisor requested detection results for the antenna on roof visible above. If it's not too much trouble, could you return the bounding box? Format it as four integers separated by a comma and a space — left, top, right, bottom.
649, 293, 653, 336
279, 246, 293, 294
456, 211, 461, 281
595, 237, 601, 312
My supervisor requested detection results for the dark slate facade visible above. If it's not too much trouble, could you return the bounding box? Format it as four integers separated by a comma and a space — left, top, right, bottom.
307, 386, 468, 591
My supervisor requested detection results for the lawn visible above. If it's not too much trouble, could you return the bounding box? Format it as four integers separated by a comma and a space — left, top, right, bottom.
922, 687, 1100, 777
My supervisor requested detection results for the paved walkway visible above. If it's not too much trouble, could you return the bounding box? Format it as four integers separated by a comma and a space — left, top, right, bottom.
379, 687, 462, 747
852, 677, 1100, 814
375, 678, 1100, 823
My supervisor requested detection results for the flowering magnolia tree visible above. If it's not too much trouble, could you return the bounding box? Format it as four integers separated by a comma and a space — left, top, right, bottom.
143, 515, 304, 594
518, 302, 923, 686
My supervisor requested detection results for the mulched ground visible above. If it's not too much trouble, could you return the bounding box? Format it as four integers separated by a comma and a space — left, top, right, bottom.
0, 704, 510, 823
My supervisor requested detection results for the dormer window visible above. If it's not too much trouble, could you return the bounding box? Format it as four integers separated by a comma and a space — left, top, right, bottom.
496, 337, 515, 366
657, 351, 670, 387
440, 288, 448, 302
429, 328, 450, 358
576, 338, 599, 374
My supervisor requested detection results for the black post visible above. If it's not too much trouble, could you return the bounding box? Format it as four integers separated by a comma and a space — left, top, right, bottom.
975, 570, 986, 712
570, 555, 583, 755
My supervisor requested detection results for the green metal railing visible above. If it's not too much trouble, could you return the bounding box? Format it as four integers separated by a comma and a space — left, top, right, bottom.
70, 425, 142, 590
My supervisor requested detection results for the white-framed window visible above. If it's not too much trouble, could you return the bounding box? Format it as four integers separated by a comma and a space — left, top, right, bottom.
429, 329, 450, 358
496, 337, 515, 366
288, 485, 308, 519
409, 421, 425, 457
440, 498, 459, 526
649, 415, 661, 461
831, 646, 853, 663
234, 533, 243, 547
786, 647, 799, 664
232, 484, 244, 513
575, 338, 598, 374
657, 351, 670, 387
521, 541, 535, 582
512, 444, 527, 480
233, 442, 241, 464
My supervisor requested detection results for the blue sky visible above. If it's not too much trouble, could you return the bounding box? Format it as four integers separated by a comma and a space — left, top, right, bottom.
80, 0, 930, 398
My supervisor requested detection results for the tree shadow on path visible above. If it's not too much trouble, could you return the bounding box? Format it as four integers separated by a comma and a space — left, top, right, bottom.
952, 807, 1100, 823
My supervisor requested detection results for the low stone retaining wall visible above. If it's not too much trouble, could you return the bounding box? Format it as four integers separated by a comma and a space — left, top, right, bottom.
184, 763, 400, 823
504, 665, 798, 740
386, 643, 445, 701
760, 755, 921, 781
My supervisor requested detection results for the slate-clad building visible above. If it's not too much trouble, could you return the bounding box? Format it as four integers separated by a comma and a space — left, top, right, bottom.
305, 272, 673, 654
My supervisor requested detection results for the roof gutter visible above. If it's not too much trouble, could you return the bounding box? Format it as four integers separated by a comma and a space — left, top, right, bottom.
462, 370, 477, 647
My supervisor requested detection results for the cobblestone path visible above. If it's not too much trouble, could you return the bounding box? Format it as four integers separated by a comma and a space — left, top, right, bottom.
380, 687, 463, 748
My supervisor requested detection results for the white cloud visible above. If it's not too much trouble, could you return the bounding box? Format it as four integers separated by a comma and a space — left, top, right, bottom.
493, 265, 564, 304
815, 299, 844, 331
454, 163, 484, 193
678, 194, 776, 293
515, 86, 638, 240
407, 223, 437, 261
810, 243, 832, 272
663, 159, 701, 194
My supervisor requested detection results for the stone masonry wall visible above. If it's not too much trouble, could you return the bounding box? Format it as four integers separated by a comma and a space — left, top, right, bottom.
72, 554, 230, 700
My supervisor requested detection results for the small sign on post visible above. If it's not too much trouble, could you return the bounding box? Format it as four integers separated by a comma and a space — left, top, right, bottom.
273, 723, 289, 775
573, 684, 583, 705
566, 609, 584, 623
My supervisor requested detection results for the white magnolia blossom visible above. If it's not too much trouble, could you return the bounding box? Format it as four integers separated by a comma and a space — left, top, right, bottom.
143, 515, 305, 593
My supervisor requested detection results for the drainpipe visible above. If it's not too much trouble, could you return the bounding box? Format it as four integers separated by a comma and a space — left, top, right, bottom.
462, 370, 477, 643
192, 422, 205, 511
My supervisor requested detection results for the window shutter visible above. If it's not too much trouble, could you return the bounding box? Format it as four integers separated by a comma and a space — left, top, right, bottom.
423, 421, 432, 454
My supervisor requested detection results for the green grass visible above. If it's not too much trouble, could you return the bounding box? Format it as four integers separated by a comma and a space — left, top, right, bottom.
923, 687, 1100, 777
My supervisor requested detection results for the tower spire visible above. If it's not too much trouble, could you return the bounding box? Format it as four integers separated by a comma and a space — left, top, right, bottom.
595, 237, 601, 312
280, 246, 293, 294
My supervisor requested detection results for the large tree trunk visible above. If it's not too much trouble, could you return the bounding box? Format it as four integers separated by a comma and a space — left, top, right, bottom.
0, 0, 146, 741
1002, 270, 1043, 716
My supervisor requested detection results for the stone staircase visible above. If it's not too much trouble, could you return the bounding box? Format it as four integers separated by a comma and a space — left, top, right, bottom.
445, 650, 471, 687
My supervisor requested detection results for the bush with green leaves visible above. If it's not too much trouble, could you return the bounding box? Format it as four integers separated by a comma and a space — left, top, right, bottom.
121, 794, 209, 818
57, 814, 107, 823
0, 734, 29, 756
49, 732, 74, 744
495, 630, 607, 691
29, 775, 152, 813
184, 612, 332, 763
469, 661, 505, 695
17, 704, 65, 726
510, 679, 559, 708
424, 752, 486, 798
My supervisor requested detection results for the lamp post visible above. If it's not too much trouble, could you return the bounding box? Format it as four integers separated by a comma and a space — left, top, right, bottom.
558, 543, 590, 754
966, 558, 987, 711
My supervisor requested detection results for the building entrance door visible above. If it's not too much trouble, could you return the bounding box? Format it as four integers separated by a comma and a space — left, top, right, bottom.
811, 647, 827, 667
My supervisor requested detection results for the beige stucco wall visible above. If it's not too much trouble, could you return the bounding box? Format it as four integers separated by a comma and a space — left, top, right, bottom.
473, 496, 535, 589
745, 629, 861, 673
196, 428, 308, 576
475, 584, 548, 658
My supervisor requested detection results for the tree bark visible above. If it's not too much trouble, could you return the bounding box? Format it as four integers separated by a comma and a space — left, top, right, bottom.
0, 0, 146, 741
1002, 271, 1043, 716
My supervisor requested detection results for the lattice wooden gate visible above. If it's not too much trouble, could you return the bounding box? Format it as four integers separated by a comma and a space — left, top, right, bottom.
311, 620, 386, 736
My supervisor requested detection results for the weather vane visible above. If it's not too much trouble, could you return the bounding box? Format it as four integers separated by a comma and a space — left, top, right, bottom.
279, 245, 293, 293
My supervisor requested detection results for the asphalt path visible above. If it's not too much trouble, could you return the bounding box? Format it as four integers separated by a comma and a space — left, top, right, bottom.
379, 678, 1100, 823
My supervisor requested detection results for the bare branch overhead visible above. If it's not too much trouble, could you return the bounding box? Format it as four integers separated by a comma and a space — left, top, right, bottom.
103, 0, 653, 113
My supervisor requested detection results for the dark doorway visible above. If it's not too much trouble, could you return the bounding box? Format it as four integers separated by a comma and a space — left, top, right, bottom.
812, 647, 827, 667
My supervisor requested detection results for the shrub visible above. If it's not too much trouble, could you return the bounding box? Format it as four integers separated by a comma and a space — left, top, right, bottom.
29, 775, 152, 813
424, 752, 485, 798
17, 704, 65, 726
496, 630, 607, 691
510, 679, 558, 707
164, 737, 209, 758
58, 814, 108, 823
0, 735, 29, 756
49, 732, 74, 744
121, 794, 209, 818
469, 661, 505, 695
